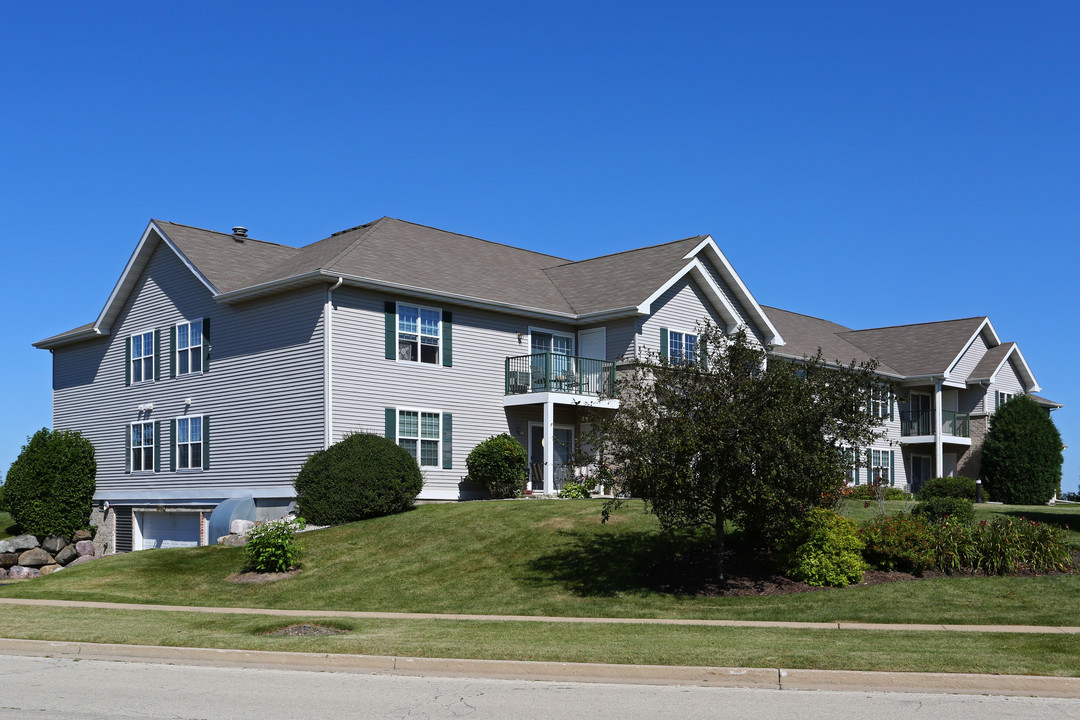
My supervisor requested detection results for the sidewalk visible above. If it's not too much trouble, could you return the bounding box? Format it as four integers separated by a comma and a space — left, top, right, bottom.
1, 597, 1078, 634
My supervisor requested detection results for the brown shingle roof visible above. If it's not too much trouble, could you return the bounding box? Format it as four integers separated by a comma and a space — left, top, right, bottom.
156, 221, 300, 294
762, 306, 902, 375
968, 342, 1016, 381
837, 317, 987, 376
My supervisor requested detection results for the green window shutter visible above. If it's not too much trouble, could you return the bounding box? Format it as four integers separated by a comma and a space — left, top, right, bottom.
442, 310, 453, 367
384, 408, 396, 440
124, 426, 131, 473
154, 329, 162, 382
202, 415, 210, 470
124, 337, 131, 386
890, 450, 896, 486
442, 413, 453, 469
659, 328, 669, 358
202, 317, 210, 372
888, 388, 894, 421
866, 449, 873, 485
384, 302, 396, 360
169, 326, 177, 379
169, 419, 177, 471
154, 420, 162, 473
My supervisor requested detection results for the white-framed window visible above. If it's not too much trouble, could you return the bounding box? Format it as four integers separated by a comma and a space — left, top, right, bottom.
131, 331, 154, 383
669, 331, 698, 365
398, 409, 441, 467
871, 449, 891, 486
871, 385, 890, 419
397, 303, 441, 364
996, 391, 1016, 410
176, 319, 203, 375
176, 416, 203, 470
130, 421, 154, 472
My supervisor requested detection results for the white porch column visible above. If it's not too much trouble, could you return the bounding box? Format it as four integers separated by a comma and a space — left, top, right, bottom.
934, 379, 944, 478
543, 398, 555, 495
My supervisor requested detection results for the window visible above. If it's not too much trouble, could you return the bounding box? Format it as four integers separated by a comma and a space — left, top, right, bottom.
398, 410, 441, 466
996, 391, 1016, 410
176, 416, 203, 470
871, 449, 891, 486
130, 422, 154, 472
176, 320, 203, 375
131, 331, 154, 383
668, 331, 698, 365
843, 447, 858, 484
870, 385, 891, 419
397, 304, 440, 364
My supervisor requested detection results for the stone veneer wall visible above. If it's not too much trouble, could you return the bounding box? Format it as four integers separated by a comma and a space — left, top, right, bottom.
89, 505, 116, 557
957, 415, 989, 480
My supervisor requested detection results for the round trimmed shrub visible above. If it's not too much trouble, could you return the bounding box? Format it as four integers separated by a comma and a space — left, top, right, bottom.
912, 496, 975, 525
918, 476, 977, 501
557, 481, 591, 499
779, 508, 866, 587
982, 395, 1063, 505
293, 432, 422, 525
858, 514, 934, 573
466, 434, 527, 499
5, 428, 96, 537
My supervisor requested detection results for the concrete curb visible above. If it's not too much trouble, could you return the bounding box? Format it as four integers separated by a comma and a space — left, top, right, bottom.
1, 598, 1077, 635
0, 637, 1076, 698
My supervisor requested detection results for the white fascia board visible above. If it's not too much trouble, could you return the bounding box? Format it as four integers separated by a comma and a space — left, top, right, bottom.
502, 392, 619, 409
33, 326, 107, 350
93, 221, 220, 334
684, 236, 785, 347
944, 317, 999, 379
634, 259, 743, 331
988, 344, 1041, 393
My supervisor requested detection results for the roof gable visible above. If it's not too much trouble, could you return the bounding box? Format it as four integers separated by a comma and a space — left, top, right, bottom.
838, 316, 989, 377
968, 341, 1041, 392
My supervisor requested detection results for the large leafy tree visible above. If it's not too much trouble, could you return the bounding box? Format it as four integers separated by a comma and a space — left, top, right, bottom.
981, 394, 1063, 505
587, 323, 885, 579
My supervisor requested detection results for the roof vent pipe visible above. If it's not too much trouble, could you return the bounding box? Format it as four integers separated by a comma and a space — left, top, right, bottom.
232, 226, 248, 241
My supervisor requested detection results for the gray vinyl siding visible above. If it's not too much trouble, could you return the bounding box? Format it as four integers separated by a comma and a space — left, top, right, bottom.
51, 243, 325, 504
989, 359, 1026, 412
580, 318, 637, 362
640, 276, 725, 356
950, 333, 990, 382
330, 287, 579, 500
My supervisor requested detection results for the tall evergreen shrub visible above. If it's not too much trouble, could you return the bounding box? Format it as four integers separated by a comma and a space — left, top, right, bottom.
981, 395, 1063, 505
5, 428, 96, 536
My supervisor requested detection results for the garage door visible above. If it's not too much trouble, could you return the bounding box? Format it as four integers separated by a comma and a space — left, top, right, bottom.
138, 512, 201, 550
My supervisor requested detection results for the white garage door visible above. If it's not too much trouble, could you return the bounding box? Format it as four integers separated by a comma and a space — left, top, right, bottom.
138, 512, 201, 550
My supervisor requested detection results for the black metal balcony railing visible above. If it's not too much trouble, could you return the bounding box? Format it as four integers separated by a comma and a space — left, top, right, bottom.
505, 353, 616, 398
900, 409, 970, 438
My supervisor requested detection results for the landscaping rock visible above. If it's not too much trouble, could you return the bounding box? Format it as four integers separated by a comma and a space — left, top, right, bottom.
66, 555, 96, 567
42, 536, 67, 554
55, 545, 78, 565
217, 534, 247, 547
0, 553, 19, 569
39, 564, 62, 576
230, 519, 255, 535
72, 529, 93, 542
8, 535, 40, 552
75, 540, 95, 557
0, 541, 12, 554
18, 548, 53, 567
0, 567, 6, 579
7, 566, 41, 579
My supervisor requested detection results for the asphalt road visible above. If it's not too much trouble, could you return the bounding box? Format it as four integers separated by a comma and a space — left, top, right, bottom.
0, 654, 1077, 720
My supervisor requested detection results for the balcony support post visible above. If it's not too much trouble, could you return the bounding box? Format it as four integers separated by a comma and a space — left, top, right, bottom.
934, 380, 944, 478
543, 398, 555, 495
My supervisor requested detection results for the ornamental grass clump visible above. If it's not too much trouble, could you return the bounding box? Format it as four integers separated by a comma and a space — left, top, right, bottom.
244, 516, 306, 573
970, 516, 1072, 575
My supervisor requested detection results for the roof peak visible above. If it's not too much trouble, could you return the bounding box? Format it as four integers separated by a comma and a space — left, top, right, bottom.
543, 234, 707, 269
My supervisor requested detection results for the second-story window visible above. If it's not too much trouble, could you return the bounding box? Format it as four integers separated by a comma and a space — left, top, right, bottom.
996, 391, 1016, 410
176, 416, 203, 470
130, 421, 154, 472
131, 331, 154, 383
176, 320, 203, 375
871, 385, 891, 419
398, 304, 440, 364
669, 331, 697, 364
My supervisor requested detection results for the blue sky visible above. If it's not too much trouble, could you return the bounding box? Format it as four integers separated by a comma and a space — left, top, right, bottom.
2, 2, 1077, 491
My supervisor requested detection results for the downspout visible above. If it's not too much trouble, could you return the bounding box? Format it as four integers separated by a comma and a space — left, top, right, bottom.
324, 277, 344, 449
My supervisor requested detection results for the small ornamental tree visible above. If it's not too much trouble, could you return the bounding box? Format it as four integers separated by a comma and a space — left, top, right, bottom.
466, 434, 527, 499
5, 428, 96, 537
981, 395, 1063, 505
294, 432, 422, 525
586, 323, 886, 579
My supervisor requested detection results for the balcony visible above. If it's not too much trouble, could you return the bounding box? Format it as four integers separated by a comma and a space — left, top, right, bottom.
505, 353, 616, 398
900, 409, 970, 438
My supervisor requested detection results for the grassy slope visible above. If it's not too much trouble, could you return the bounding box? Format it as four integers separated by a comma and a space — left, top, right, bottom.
0, 513, 17, 540
1, 500, 1077, 625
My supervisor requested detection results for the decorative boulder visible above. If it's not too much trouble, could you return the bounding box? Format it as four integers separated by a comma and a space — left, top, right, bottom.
217, 534, 247, 547
72, 529, 93, 542
8, 535, 39, 552
39, 564, 62, 576
0, 567, 6, 579
0, 553, 19, 569
75, 541, 95, 557
0, 541, 13, 554
66, 555, 96, 567
43, 536, 67, 554
18, 548, 53, 567
55, 545, 78, 565
230, 519, 256, 535
7, 566, 41, 579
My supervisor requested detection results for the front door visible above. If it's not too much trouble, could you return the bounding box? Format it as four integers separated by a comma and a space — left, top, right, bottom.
910, 455, 932, 493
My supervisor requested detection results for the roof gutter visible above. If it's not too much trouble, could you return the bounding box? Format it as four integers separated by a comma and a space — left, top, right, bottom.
324, 277, 344, 449
33, 326, 107, 350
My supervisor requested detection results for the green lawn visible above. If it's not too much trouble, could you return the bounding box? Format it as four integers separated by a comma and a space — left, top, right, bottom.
0, 513, 17, 540
1, 499, 1077, 626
